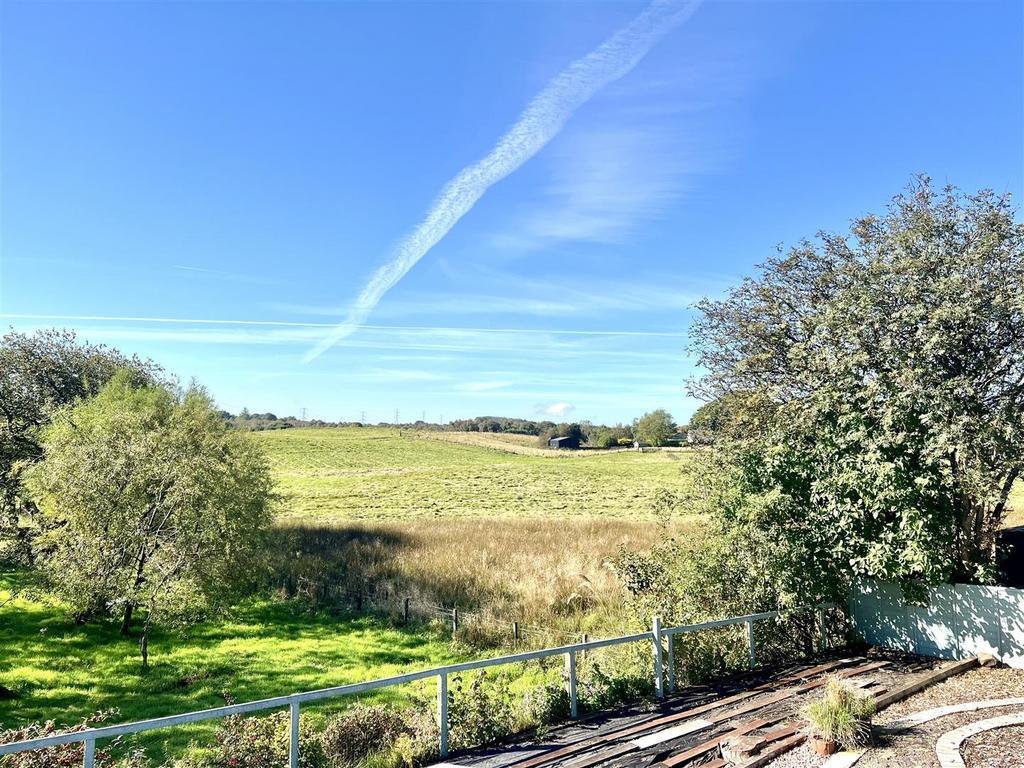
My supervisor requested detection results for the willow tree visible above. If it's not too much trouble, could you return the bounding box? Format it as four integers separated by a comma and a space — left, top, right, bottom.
27, 372, 275, 666
685, 179, 1024, 605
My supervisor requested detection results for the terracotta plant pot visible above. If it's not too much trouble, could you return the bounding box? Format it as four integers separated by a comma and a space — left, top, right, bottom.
809, 735, 839, 756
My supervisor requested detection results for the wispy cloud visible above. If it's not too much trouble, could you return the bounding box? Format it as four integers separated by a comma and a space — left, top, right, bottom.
302, 0, 703, 362
271, 271, 731, 320
0, 314, 687, 337
0, 314, 686, 362
497, 123, 703, 248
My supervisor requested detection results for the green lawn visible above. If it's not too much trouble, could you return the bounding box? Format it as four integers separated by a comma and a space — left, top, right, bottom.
258, 427, 694, 520
0, 572, 473, 759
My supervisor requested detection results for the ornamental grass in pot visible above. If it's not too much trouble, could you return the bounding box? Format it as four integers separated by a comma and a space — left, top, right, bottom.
802, 675, 876, 756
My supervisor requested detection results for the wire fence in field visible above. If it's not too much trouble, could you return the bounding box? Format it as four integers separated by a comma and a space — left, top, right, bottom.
324, 582, 589, 648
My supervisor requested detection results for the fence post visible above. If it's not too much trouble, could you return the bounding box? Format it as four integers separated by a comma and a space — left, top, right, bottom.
652, 616, 664, 699
83, 739, 95, 768
452, 608, 459, 634
667, 633, 676, 693
817, 605, 828, 651
289, 700, 300, 768
581, 633, 588, 661
513, 621, 519, 646
438, 672, 449, 757
746, 619, 756, 669
565, 650, 578, 718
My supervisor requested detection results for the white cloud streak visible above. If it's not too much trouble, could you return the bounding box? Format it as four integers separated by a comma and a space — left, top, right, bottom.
303, 0, 703, 362
0, 313, 686, 337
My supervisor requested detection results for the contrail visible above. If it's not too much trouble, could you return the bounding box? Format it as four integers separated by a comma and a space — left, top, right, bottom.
303, 0, 702, 362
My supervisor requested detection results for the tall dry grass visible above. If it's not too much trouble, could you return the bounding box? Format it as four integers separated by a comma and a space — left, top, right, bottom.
267, 516, 706, 645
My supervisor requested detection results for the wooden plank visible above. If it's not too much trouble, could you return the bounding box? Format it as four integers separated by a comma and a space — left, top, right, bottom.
504, 658, 861, 768
757, 723, 800, 743
790, 661, 888, 694
733, 733, 807, 768
709, 690, 793, 724
719, 724, 799, 764
503, 694, 727, 768
659, 718, 772, 767
632, 719, 715, 749
558, 742, 635, 768
873, 657, 978, 710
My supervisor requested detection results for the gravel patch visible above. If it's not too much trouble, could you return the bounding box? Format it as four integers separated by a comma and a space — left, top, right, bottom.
763, 666, 1024, 768
857, 666, 1024, 768
962, 723, 1024, 768
877, 668, 1024, 724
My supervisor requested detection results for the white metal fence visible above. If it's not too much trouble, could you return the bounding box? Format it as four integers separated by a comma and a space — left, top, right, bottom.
0, 605, 831, 767
849, 578, 1024, 668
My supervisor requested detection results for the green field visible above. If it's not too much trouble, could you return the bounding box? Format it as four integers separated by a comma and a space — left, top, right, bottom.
1, 428, 680, 757
259, 427, 694, 520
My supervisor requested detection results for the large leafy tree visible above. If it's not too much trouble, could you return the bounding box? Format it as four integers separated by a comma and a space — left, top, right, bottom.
634, 409, 676, 447
0, 329, 162, 564
26, 372, 275, 666
687, 179, 1024, 603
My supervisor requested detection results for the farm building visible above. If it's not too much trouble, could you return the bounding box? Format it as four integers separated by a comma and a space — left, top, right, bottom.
548, 435, 580, 449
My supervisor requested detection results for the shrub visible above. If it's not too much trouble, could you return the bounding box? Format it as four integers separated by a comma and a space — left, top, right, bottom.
447, 671, 515, 751
578, 661, 653, 712
0, 710, 148, 768
318, 704, 410, 767
519, 680, 569, 727
803, 676, 876, 748
174, 708, 323, 768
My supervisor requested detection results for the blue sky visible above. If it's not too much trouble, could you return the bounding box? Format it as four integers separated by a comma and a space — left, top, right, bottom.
2, 0, 1021, 425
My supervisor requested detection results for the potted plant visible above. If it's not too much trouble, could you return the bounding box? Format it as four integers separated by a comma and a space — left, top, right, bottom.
803, 675, 876, 756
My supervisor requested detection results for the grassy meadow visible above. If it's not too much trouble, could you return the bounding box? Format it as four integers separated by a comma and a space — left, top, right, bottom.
0, 427, 693, 755
260, 427, 695, 520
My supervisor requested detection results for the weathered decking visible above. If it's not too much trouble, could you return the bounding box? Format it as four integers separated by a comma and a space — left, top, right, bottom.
432, 652, 947, 768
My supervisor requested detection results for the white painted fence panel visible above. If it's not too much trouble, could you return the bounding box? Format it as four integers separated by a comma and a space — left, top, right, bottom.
849, 579, 1024, 668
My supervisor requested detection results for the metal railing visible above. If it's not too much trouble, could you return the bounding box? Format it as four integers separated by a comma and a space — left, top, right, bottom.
0, 604, 831, 766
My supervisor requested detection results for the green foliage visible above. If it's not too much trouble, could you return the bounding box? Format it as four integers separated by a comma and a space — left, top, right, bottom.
447, 671, 515, 751
0, 329, 162, 566
803, 676, 876, 748
25, 373, 275, 664
0, 709, 147, 768
577, 660, 653, 712
317, 704, 414, 767
519, 680, 569, 727
172, 708, 323, 768
685, 179, 1024, 604
591, 424, 634, 449
633, 410, 675, 447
